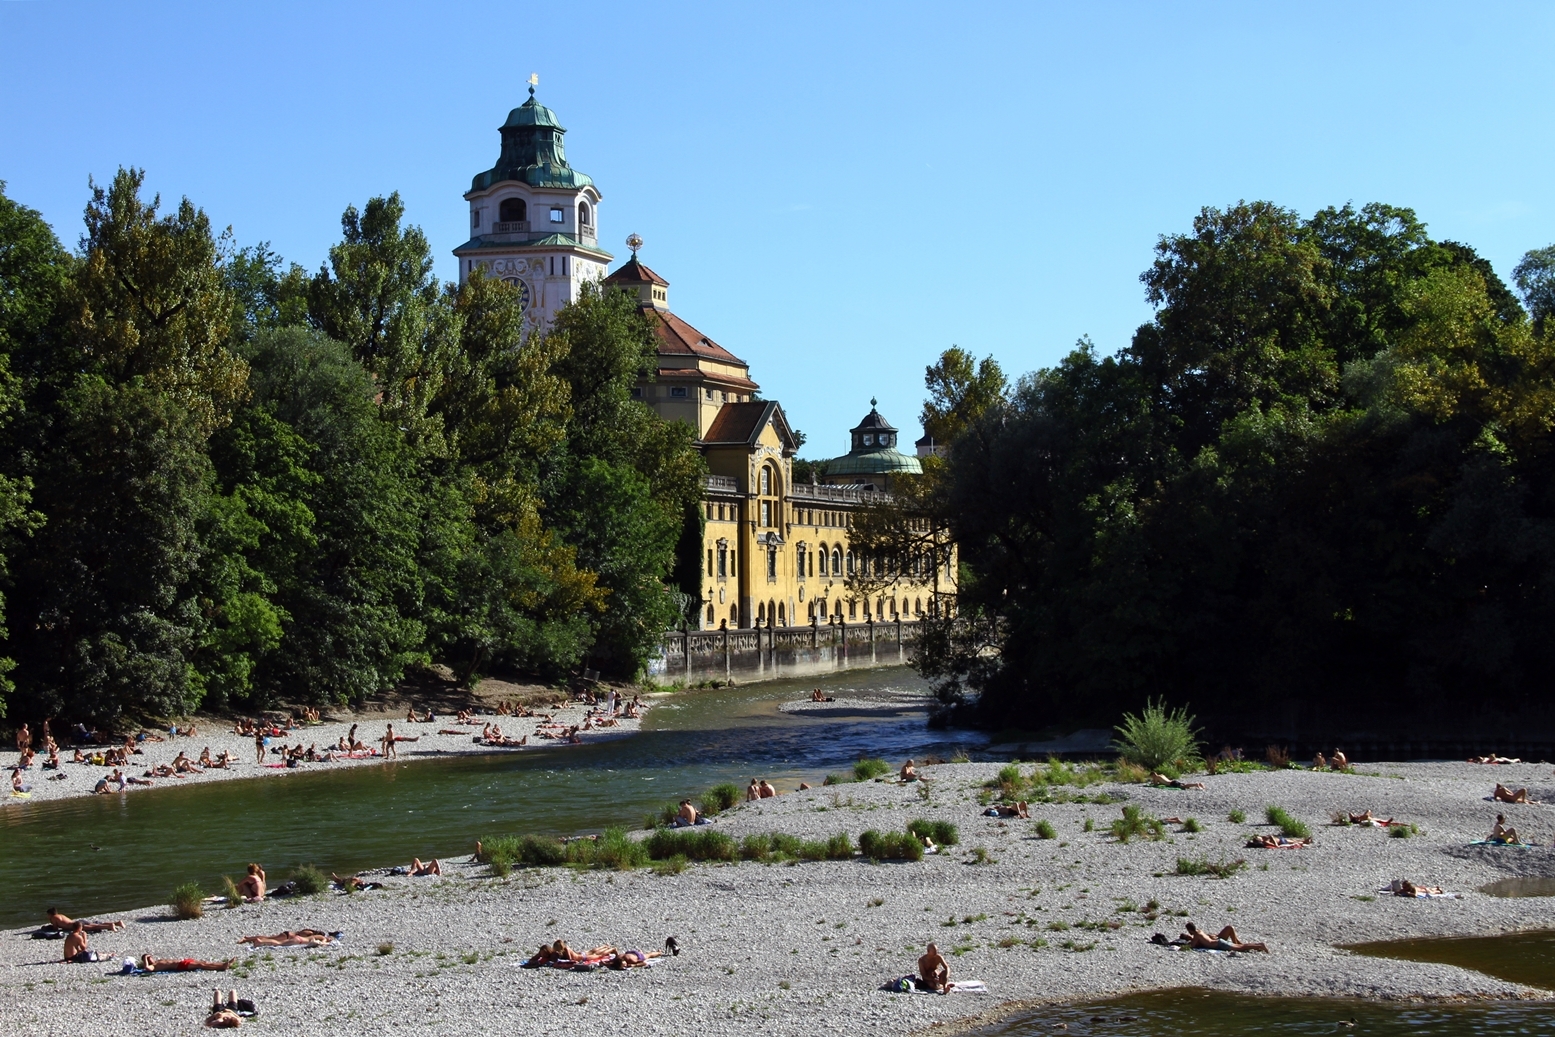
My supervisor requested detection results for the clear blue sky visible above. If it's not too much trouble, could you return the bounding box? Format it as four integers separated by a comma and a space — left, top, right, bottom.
3, 2, 1553, 455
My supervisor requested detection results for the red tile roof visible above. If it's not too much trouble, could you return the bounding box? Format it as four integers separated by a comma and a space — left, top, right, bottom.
702, 400, 798, 450
653, 367, 760, 390
647, 309, 750, 368
604, 256, 669, 287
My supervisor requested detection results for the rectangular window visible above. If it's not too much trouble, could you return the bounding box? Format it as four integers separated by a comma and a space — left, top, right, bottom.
760, 501, 770, 526
630, 386, 642, 398
717, 544, 727, 578
731, 550, 737, 577
705, 388, 714, 399
707, 549, 713, 575
549, 207, 564, 223
471, 210, 480, 227
767, 548, 777, 580
670, 386, 688, 398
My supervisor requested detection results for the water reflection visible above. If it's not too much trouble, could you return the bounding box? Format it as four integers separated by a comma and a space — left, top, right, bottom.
1345, 929, 1555, 990
981, 987, 1553, 1036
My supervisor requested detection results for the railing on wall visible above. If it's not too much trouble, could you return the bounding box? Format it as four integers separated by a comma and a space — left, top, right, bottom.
661, 616, 934, 659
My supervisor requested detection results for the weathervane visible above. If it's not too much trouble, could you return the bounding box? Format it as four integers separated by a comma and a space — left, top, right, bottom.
626, 233, 643, 257
527, 72, 539, 98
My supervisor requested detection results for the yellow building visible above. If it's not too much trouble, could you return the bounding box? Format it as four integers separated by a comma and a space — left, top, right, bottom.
605, 251, 955, 631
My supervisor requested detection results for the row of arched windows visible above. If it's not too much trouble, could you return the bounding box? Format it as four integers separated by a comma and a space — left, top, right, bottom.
493, 198, 593, 228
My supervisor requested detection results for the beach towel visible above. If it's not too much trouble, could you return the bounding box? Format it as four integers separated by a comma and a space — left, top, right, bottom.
1379, 886, 1462, 899
1467, 839, 1539, 848
883, 975, 989, 994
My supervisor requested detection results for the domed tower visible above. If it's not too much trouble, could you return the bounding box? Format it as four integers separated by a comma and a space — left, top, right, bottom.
823, 400, 923, 493
454, 82, 613, 329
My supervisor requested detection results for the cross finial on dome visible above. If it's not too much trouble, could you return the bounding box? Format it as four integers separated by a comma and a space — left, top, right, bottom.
527, 72, 539, 98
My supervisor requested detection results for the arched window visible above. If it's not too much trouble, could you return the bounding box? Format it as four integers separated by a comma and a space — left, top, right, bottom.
846, 551, 855, 576
731, 604, 740, 626
807, 602, 815, 619
758, 602, 766, 623
579, 201, 592, 226
915, 598, 922, 615
848, 599, 857, 619
706, 604, 715, 625
833, 548, 842, 575
499, 198, 526, 223
778, 602, 786, 626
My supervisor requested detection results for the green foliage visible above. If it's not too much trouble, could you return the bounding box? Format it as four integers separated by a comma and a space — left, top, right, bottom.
916, 199, 1555, 739
1180, 817, 1202, 833
645, 828, 739, 863
1175, 856, 1247, 879
853, 758, 891, 781
1265, 805, 1312, 839
907, 819, 960, 846
220, 875, 242, 907
289, 864, 326, 895
701, 782, 741, 815
1112, 699, 1203, 772
171, 882, 205, 919
1110, 804, 1166, 843
857, 829, 925, 861
1033, 819, 1057, 840
1227, 809, 1246, 824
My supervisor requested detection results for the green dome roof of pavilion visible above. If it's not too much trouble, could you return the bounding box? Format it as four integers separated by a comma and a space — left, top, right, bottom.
825, 448, 923, 476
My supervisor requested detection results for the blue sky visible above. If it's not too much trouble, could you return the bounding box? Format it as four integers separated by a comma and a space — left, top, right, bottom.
3, 2, 1553, 455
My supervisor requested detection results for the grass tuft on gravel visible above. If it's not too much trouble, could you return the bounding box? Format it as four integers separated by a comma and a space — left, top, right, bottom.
171, 881, 204, 920
853, 758, 892, 781
1175, 855, 1248, 879
1264, 805, 1312, 839
701, 783, 741, 815
907, 819, 960, 846
1110, 804, 1166, 843
290, 864, 327, 895
858, 829, 925, 861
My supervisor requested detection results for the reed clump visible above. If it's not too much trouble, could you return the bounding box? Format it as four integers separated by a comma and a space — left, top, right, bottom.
171, 882, 205, 920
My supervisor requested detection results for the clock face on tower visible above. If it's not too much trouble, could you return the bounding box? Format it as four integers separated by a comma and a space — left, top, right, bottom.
502, 276, 531, 311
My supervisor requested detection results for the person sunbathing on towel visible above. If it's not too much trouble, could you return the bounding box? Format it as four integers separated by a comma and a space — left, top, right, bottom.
1494, 783, 1532, 803
1490, 814, 1522, 844
47, 908, 123, 933
607, 948, 663, 969
986, 802, 1030, 819
1391, 879, 1445, 897
1181, 922, 1268, 952
410, 858, 441, 876
676, 800, 699, 827
918, 942, 951, 992
1149, 774, 1207, 789
1246, 833, 1309, 848
239, 930, 334, 946
553, 939, 616, 963
141, 953, 235, 972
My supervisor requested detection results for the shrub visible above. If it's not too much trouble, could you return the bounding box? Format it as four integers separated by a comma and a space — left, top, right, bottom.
968, 846, 993, 865
376, 942, 394, 955
516, 835, 567, 867
653, 854, 688, 875
647, 828, 738, 863
740, 834, 774, 862
171, 882, 205, 920
1176, 856, 1247, 879
853, 758, 891, 781
858, 829, 924, 861
1112, 698, 1203, 772
1033, 819, 1057, 840
594, 827, 650, 870
1227, 809, 1246, 824
907, 819, 960, 846
1083, 817, 1095, 832
798, 839, 830, 861
1110, 805, 1165, 843
1181, 817, 1202, 833
645, 803, 680, 830
291, 865, 326, 896
822, 773, 850, 786
1264, 745, 1290, 769
1111, 760, 1151, 784
949, 750, 972, 764
482, 835, 522, 877
825, 833, 854, 860
1265, 805, 1311, 840
702, 783, 741, 815
1388, 823, 1417, 838
769, 833, 804, 859
992, 762, 1023, 796
221, 875, 242, 907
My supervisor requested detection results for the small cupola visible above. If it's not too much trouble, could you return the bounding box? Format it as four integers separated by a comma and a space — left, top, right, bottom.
850, 398, 898, 450
604, 234, 669, 309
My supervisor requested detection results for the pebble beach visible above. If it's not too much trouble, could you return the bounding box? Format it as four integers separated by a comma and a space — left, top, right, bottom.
4, 753, 1554, 1036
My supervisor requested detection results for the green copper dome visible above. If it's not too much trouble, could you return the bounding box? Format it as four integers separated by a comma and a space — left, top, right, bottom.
825, 402, 923, 477
471, 95, 595, 192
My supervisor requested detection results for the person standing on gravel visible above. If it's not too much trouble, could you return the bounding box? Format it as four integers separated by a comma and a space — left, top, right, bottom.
382, 724, 397, 759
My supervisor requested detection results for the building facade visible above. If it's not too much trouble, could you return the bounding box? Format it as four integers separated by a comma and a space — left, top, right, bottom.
456, 94, 955, 630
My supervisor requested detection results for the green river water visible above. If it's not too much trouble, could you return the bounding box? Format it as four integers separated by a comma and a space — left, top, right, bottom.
0, 667, 973, 930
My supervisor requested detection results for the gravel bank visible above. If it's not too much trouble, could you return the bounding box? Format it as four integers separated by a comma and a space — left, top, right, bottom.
3, 696, 646, 807
4, 760, 1554, 1035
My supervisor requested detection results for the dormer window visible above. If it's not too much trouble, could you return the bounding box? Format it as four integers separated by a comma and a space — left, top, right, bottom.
499, 198, 526, 222
549, 207, 564, 223
862, 433, 874, 446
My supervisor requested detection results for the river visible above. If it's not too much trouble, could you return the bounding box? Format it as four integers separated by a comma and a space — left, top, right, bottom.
0, 666, 976, 930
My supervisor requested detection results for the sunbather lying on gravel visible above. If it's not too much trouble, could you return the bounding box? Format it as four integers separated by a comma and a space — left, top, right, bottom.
1246, 834, 1310, 849
1494, 783, 1534, 803
1149, 774, 1207, 789
1182, 922, 1268, 952
238, 930, 336, 947
410, 858, 441, 876
141, 954, 235, 972
984, 802, 1029, 819
47, 908, 122, 933
1390, 879, 1446, 897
